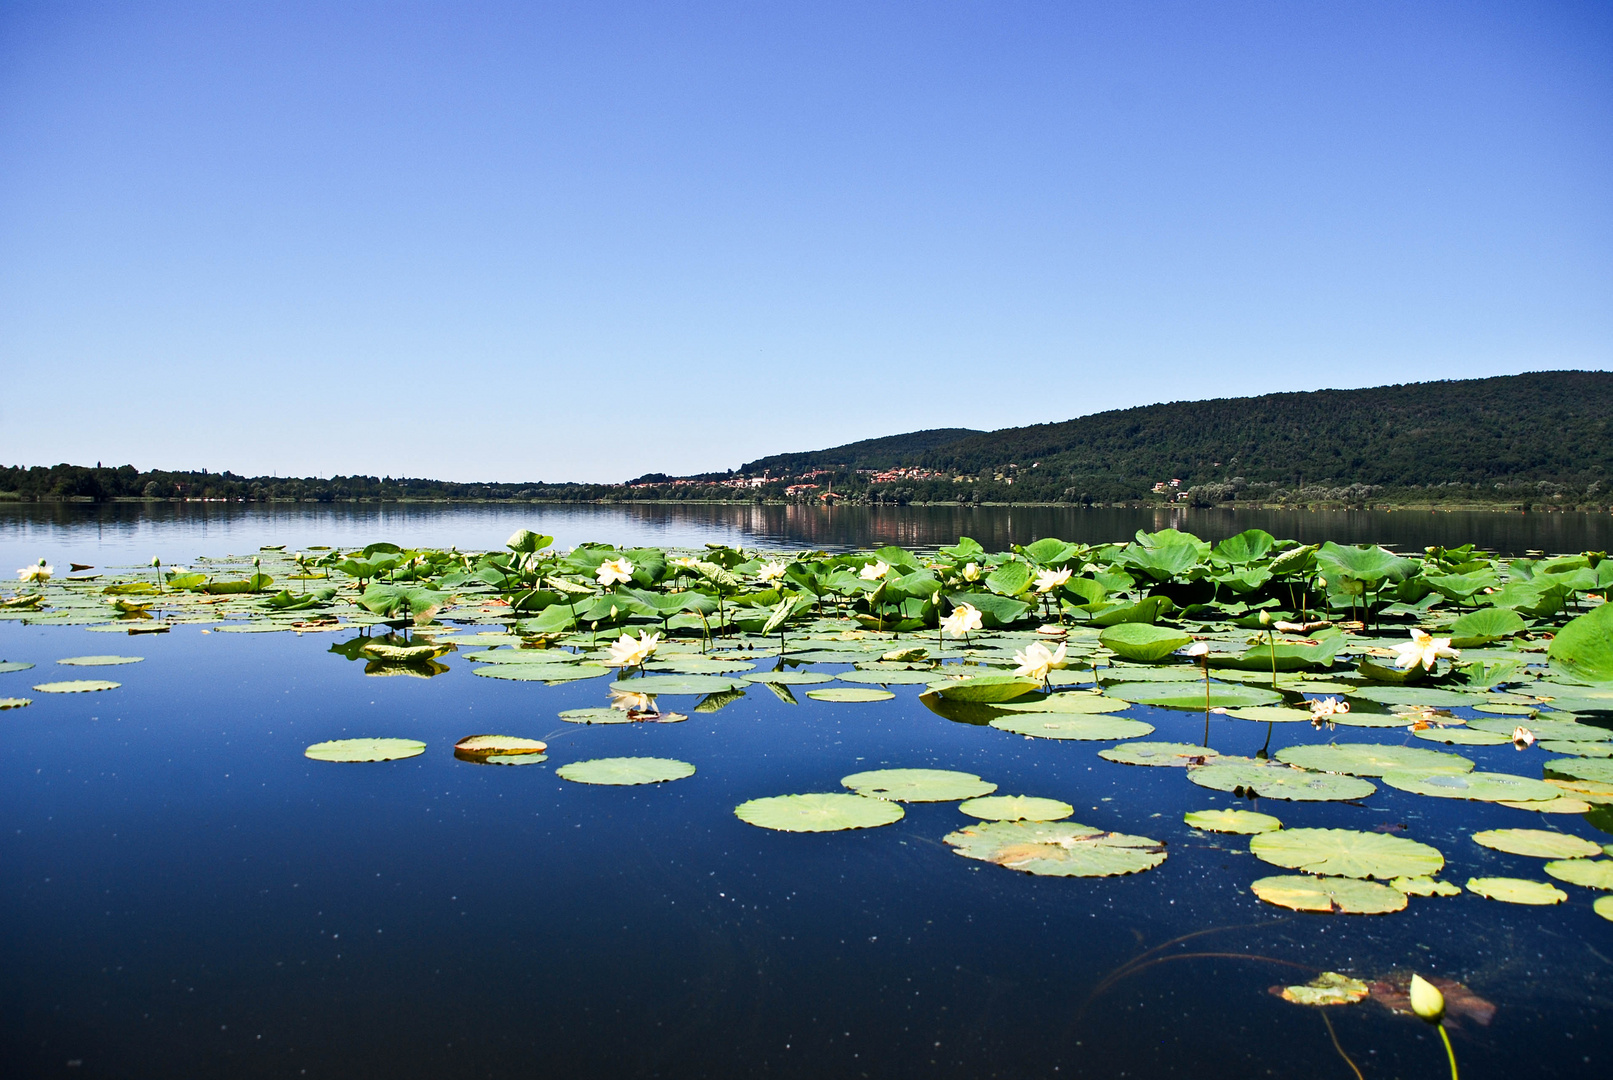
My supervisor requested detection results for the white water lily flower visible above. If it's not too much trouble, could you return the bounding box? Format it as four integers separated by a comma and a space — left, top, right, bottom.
1013, 641, 1067, 682
1033, 568, 1072, 593
609, 688, 656, 714
757, 560, 787, 584
1512, 725, 1536, 749
18, 560, 52, 584
960, 562, 981, 582
1182, 642, 1210, 659
1309, 697, 1350, 719
596, 557, 635, 586
859, 560, 891, 581
940, 603, 983, 638
1392, 629, 1460, 671
606, 630, 661, 668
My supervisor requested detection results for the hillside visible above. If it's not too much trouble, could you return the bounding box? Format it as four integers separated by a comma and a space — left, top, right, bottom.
737, 428, 985, 477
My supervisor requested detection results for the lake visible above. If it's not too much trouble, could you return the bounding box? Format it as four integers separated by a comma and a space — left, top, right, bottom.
2, 504, 1610, 1078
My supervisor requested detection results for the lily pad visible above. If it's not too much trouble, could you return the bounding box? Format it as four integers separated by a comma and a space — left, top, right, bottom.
647, 657, 757, 674
557, 707, 633, 724
1543, 858, 1613, 889
933, 673, 1041, 702
1465, 877, 1567, 904
1249, 875, 1407, 914
806, 687, 895, 703
1187, 759, 1377, 801
1348, 686, 1475, 708
555, 757, 695, 786
0, 697, 32, 709
473, 664, 609, 682
1380, 769, 1561, 803
1106, 681, 1283, 709
1184, 808, 1282, 833
841, 768, 996, 802
608, 675, 743, 695
1250, 827, 1443, 879
0, 661, 36, 673
836, 669, 942, 685
1540, 740, 1613, 757
1275, 743, 1473, 777
1595, 895, 1613, 922
943, 820, 1167, 877
305, 737, 425, 762
734, 792, 905, 832
31, 680, 120, 693
1544, 757, 1613, 784
994, 694, 1132, 714
741, 670, 834, 685
1334, 711, 1421, 728
1226, 705, 1314, 723
1469, 716, 1611, 742
1472, 828, 1603, 859
958, 795, 1074, 821
453, 734, 548, 765
1412, 727, 1512, 746
1281, 972, 1370, 1006
1392, 875, 1462, 896
55, 655, 143, 666
990, 714, 1155, 741
1097, 623, 1192, 663
1101, 742, 1220, 767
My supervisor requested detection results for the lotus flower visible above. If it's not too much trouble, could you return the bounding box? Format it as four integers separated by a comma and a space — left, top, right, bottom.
859, 560, 890, 581
17, 560, 52, 584
1408, 974, 1445, 1023
941, 603, 983, 639
1013, 640, 1067, 682
609, 688, 656, 714
1512, 725, 1536, 749
1182, 642, 1210, 659
757, 560, 787, 584
607, 629, 660, 668
596, 558, 635, 586
1309, 696, 1350, 728
1033, 568, 1072, 593
1393, 629, 1460, 672
960, 562, 981, 581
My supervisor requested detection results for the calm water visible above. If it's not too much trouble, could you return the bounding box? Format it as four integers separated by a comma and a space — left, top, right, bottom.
3, 504, 1611, 1078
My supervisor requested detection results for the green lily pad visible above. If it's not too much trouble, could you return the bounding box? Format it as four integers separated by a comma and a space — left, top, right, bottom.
1106, 681, 1283, 709
56, 655, 143, 666
0, 661, 36, 673
990, 714, 1155, 741
994, 694, 1132, 714
741, 670, 834, 685
1280, 972, 1370, 1006
453, 734, 548, 765
1472, 828, 1603, 859
1348, 686, 1475, 707
1412, 726, 1513, 746
1595, 895, 1613, 922
841, 768, 996, 802
1226, 705, 1314, 723
462, 649, 581, 663
1275, 743, 1473, 777
734, 792, 905, 832
305, 737, 425, 762
1184, 808, 1282, 834
1469, 716, 1611, 742
933, 673, 1041, 702
958, 795, 1074, 821
557, 707, 632, 724
609, 675, 743, 695
1187, 759, 1377, 801
943, 821, 1167, 877
1250, 875, 1407, 914
647, 657, 757, 674
1100, 742, 1220, 767
1250, 827, 1444, 879
555, 757, 695, 785
0, 697, 33, 709
1334, 711, 1421, 728
1548, 603, 1613, 683
1543, 758, 1613, 784
473, 664, 609, 682
1465, 877, 1567, 904
806, 687, 895, 703
1391, 875, 1462, 896
836, 669, 942, 684
1540, 740, 1613, 757
1543, 858, 1613, 889
1097, 623, 1192, 663
31, 680, 120, 693
1380, 769, 1561, 802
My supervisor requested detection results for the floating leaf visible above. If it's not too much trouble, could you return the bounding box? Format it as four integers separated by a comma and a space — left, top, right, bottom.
1540, 740, 1613, 757
933, 673, 1041, 702
1468, 716, 1610, 742
1250, 875, 1407, 914
836, 669, 942, 685
1226, 705, 1313, 723
1596, 896, 1613, 922
1543, 858, 1613, 889
1101, 742, 1220, 767
0, 661, 36, 673
958, 795, 1074, 821
694, 687, 747, 712
555, 757, 695, 785
944, 821, 1167, 877
1348, 686, 1473, 707
741, 670, 834, 685
648, 657, 757, 674
1465, 877, 1567, 904
734, 792, 905, 832
1380, 769, 1560, 802
995, 694, 1132, 714
55, 655, 142, 666
1184, 808, 1282, 833
1250, 827, 1443, 879
1543, 757, 1613, 784
991, 714, 1155, 741
453, 734, 548, 765
1097, 624, 1192, 662
557, 707, 633, 725
1548, 603, 1613, 683
304, 738, 425, 762
473, 664, 609, 682
31, 680, 120, 694
1187, 758, 1376, 801
841, 768, 996, 802
1412, 727, 1512, 746
0, 697, 32, 709
1275, 743, 1473, 777
609, 674, 743, 695
1472, 829, 1603, 859
1106, 680, 1283, 709
1392, 875, 1462, 896
1334, 711, 1419, 729
1281, 972, 1370, 1006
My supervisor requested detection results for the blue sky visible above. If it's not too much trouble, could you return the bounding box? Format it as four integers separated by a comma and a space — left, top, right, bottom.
2, 1, 1610, 483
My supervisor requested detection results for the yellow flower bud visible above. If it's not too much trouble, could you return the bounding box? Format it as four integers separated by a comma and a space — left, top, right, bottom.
1408, 974, 1445, 1023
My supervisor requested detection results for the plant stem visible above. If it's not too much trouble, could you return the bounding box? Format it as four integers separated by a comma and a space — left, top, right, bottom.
1317, 1009, 1364, 1080
1437, 1023, 1459, 1080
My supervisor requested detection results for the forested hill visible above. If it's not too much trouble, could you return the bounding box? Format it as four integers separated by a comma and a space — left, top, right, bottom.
737, 428, 984, 477
738, 371, 1613, 503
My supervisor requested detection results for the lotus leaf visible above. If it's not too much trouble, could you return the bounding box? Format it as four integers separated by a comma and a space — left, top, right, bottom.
1472, 828, 1602, 859
648, 657, 757, 674
990, 714, 1155, 741
1540, 740, 1613, 757
1183, 808, 1282, 833
1596, 895, 1613, 922
957, 795, 1074, 821
734, 792, 905, 832
1447, 606, 1528, 645
836, 669, 942, 684
1106, 680, 1283, 709
1543, 858, 1613, 889
1097, 624, 1192, 663
1348, 686, 1474, 707
475, 664, 609, 682
1250, 827, 1443, 879
557, 707, 633, 725
1380, 769, 1560, 802
1275, 743, 1472, 777
0, 697, 31, 709
56, 655, 142, 666
741, 670, 834, 685
1186, 759, 1376, 801
1468, 716, 1610, 742
1548, 603, 1613, 683
1334, 711, 1420, 728
694, 687, 747, 712
1099, 665, 1201, 682
841, 768, 996, 802
1465, 877, 1567, 904
1281, 972, 1370, 1006
555, 757, 695, 786
806, 687, 895, 703
933, 673, 1041, 702
1391, 875, 1462, 896
361, 642, 438, 663
1100, 742, 1220, 767
1226, 705, 1314, 723
1412, 727, 1512, 746
463, 648, 581, 663
453, 734, 548, 765
305, 738, 425, 762
0, 661, 36, 673
608, 674, 743, 695
944, 821, 1167, 877
1250, 875, 1407, 914
1543, 757, 1613, 784
32, 680, 120, 693
994, 694, 1132, 715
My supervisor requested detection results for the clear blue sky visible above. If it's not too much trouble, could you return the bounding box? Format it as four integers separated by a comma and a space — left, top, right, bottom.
2, 2, 1610, 483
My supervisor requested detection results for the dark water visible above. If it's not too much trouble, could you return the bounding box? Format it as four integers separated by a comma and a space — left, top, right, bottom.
3, 505, 1612, 1077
